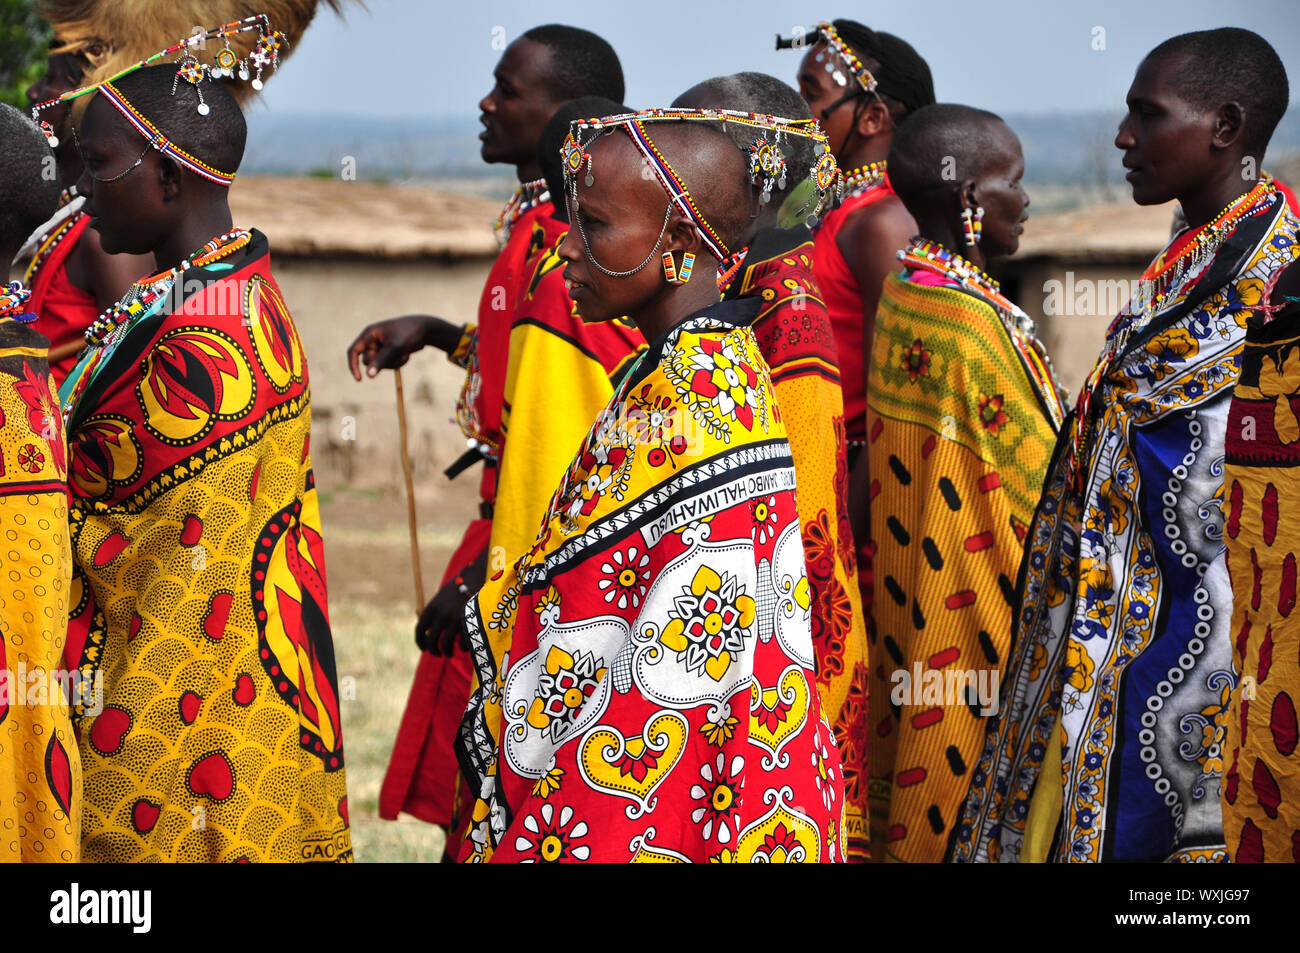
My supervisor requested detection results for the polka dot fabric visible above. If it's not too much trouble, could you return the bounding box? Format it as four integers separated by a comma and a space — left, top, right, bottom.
0, 316, 81, 863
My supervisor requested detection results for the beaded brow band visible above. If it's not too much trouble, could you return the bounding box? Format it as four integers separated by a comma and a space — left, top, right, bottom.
563, 107, 839, 263
100, 82, 235, 186
777, 22, 879, 94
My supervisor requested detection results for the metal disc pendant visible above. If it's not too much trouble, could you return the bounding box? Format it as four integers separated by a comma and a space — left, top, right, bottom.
197, 102, 210, 115
252, 78, 263, 90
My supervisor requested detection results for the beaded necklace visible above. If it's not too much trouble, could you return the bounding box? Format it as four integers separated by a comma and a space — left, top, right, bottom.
494, 178, 549, 248
901, 238, 1065, 422
0, 281, 36, 322
83, 228, 252, 347
22, 211, 83, 285
837, 160, 888, 199
1069, 178, 1278, 493
61, 228, 252, 422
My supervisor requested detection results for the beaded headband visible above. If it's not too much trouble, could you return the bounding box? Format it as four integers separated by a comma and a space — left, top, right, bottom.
30, 15, 284, 186
562, 107, 838, 267
776, 22, 879, 93
98, 82, 235, 186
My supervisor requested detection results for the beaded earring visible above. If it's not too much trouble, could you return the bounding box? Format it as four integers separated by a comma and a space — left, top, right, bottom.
661, 252, 678, 283
661, 251, 695, 284
961, 206, 984, 246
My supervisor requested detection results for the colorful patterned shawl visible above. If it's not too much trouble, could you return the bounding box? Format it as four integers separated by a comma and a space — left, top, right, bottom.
60, 230, 351, 862
455, 298, 846, 862
956, 188, 1299, 863
866, 271, 1063, 861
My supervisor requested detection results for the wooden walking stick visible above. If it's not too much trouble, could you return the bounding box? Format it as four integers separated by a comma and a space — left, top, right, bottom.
394, 368, 426, 613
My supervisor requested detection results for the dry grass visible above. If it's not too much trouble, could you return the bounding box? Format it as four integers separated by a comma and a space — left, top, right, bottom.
320, 488, 480, 863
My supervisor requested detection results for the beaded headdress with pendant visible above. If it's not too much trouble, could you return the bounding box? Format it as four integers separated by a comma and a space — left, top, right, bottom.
775, 22, 879, 94
560, 107, 838, 278
31, 15, 289, 187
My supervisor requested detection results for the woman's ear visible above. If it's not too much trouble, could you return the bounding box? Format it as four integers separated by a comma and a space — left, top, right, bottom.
1212, 101, 1246, 152
663, 211, 702, 256
157, 155, 183, 202
959, 177, 980, 213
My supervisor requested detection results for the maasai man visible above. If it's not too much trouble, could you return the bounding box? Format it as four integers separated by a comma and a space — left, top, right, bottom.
957, 28, 1300, 863
344, 25, 627, 850
454, 112, 845, 862
0, 103, 80, 863
673, 72, 870, 860
866, 105, 1064, 861
21, 0, 333, 385
56, 47, 351, 862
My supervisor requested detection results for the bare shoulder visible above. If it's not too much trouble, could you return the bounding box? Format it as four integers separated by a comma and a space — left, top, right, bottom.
837, 193, 920, 260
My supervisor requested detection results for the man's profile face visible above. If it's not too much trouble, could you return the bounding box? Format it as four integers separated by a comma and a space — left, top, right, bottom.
1115, 54, 1221, 207
478, 38, 560, 167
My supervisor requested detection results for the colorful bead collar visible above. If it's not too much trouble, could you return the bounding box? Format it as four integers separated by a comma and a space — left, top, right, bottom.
494, 178, 550, 248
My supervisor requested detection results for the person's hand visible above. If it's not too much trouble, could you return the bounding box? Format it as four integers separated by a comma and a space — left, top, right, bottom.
415, 546, 489, 655
346, 314, 462, 381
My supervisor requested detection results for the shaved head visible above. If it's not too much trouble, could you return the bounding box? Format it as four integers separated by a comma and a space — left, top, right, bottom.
887, 103, 1012, 213
637, 121, 752, 254
0, 103, 59, 257
108, 63, 246, 179
673, 72, 816, 208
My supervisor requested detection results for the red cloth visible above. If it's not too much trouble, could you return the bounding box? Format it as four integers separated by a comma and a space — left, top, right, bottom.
812, 181, 897, 442
378, 201, 558, 835
377, 518, 488, 827
27, 213, 98, 387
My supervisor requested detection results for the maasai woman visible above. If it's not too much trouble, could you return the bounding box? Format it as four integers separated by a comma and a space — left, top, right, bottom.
957, 28, 1300, 863
866, 104, 1064, 861
345, 26, 629, 855
780, 19, 935, 718
454, 111, 845, 862
0, 103, 80, 863
21, 0, 333, 385
21, 45, 152, 386
51, 48, 351, 862
674, 72, 871, 860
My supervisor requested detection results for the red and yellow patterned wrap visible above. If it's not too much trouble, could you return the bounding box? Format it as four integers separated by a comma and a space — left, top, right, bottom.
723, 226, 869, 860
1222, 302, 1300, 861
60, 231, 351, 862
0, 314, 80, 862
456, 299, 846, 862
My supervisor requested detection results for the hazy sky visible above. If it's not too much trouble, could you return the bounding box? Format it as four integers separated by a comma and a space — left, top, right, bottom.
252, 0, 1300, 120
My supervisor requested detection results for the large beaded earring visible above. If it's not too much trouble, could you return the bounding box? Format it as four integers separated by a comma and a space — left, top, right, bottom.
961, 206, 984, 247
